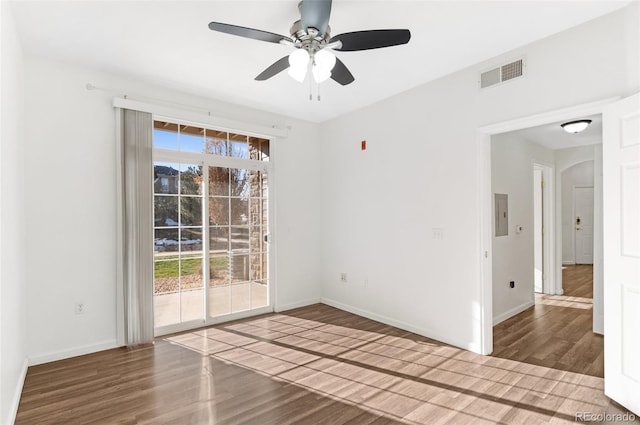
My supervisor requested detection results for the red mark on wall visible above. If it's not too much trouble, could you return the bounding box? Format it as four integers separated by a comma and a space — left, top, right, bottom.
361, 140, 367, 151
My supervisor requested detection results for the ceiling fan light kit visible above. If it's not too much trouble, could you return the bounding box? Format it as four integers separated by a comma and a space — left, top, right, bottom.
208, 0, 411, 89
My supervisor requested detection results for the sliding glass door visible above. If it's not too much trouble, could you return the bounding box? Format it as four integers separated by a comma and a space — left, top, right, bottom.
208, 165, 269, 317
152, 119, 271, 334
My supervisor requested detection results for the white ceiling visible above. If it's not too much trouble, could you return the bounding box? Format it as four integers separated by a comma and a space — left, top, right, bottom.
510, 114, 602, 150
9, 1, 630, 123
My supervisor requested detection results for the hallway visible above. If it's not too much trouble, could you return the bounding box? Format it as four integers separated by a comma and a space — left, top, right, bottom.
492, 265, 601, 377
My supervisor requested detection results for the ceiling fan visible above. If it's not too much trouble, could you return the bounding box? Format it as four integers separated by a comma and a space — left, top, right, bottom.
208, 0, 411, 86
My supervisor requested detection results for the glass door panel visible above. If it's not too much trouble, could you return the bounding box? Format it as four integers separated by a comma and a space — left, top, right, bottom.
153, 162, 204, 328
209, 254, 230, 317
208, 165, 269, 318
250, 251, 268, 309
179, 227, 203, 322
180, 255, 203, 322
231, 254, 250, 312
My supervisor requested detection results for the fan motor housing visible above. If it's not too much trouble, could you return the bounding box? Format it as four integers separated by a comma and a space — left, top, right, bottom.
290, 20, 331, 53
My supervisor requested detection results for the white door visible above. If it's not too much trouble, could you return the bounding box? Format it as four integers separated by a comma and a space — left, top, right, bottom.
574, 187, 594, 264
533, 168, 543, 293
603, 93, 640, 415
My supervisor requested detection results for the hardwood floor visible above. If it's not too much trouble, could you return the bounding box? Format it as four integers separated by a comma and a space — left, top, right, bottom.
17, 297, 635, 423
562, 265, 593, 298
493, 264, 601, 378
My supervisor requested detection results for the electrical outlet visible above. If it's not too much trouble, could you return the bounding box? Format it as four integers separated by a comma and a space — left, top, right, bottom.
340, 273, 347, 283
75, 303, 85, 314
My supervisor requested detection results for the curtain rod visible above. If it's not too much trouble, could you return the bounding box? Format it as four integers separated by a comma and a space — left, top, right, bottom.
85, 83, 292, 132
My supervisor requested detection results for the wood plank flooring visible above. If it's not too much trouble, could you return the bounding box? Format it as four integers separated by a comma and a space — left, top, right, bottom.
16, 267, 635, 424
562, 265, 593, 298
493, 264, 601, 378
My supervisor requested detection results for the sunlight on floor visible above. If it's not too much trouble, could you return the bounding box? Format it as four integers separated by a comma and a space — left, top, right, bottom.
535, 293, 593, 310
164, 313, 614, 424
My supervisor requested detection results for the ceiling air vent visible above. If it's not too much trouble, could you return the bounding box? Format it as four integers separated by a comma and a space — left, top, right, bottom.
480, 58, 525, 89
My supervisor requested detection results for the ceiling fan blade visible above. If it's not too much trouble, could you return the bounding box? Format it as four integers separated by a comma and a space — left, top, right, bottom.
332, 29, 411, 52
331, 58, 355, 86
301, 0, 332, 36
255, 56, 290, 81
209, 22, 292, 44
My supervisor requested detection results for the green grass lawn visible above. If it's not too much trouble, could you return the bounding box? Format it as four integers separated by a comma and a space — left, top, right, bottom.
154, 256, 228, 278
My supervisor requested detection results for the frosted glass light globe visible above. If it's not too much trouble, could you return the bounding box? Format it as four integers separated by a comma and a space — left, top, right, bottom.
312, 50, 336, 83
288, 49, 310, 82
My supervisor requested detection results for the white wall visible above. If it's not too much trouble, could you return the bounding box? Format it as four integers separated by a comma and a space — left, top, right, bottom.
22, 57, 322, 364
561, 160, 595, 264
0, 3, 28, 424
320, 3, 639, 353
491, 134, 554, 324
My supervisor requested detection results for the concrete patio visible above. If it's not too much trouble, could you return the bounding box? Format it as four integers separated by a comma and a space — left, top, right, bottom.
154, 282, 268, 327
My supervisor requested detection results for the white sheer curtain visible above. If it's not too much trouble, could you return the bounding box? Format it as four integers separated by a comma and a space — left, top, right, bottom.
120, 109, 154, 345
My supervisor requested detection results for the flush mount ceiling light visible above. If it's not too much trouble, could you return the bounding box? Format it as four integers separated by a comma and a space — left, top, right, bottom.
561, 119, 592, 134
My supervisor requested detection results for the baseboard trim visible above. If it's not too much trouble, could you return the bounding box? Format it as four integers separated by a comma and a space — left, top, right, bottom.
493, 301, 535, 326
275, 298, 321, 313
594, 313, 604, 335
562, 261, 576, 266
28, 340, 119, 366
320, 298, 482, 354
6, 357, 29, 425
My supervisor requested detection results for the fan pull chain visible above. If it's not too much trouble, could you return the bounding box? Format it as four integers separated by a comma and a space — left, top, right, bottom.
308, 63, 313, 101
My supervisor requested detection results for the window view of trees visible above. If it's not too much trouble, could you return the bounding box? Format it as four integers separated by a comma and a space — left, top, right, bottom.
153, 162, 204, 324
153, 120, 270, 327
153, 120, 269, 162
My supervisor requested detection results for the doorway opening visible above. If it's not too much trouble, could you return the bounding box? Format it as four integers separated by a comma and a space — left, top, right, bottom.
532, 162, 554, 295
477, 97, 616, 356
533, 166, 543, 294
152, 118, 274, 337
488, 114, 602, 377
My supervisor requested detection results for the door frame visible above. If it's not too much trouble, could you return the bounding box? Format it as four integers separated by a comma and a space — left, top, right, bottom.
532, 161, 554, 294
476, 96, 619, 355
573, 185, 595, 265
152, 147, 274, 337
